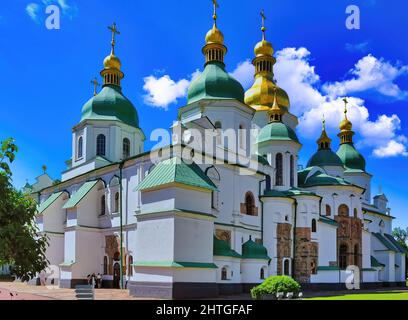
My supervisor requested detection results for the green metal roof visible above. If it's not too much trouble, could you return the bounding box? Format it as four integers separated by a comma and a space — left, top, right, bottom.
319, 216, 339, 227
384, 234, 408, 254
37, 192, 63, 214
372, 232, 400, 252
262, 187, 317, 198
81, 85, 140, 128
336, 143, 366, 171
307, 148, 343, 168
242, 238, 270, 260
317, 266, 340, 271
254, 154, 269, 166
137, 157, 218, 192
62, 180, 99, 209
256, 121, 300, 144
299, 171, 352, 188
187, 61, 245, 104
213, 236, 241, 258
370, 256, 385, 268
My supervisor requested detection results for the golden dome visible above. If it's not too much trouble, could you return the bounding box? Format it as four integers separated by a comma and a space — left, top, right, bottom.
339, 117, 352, 131
103, 53, 121, 70
245, 77, 290, 111
205, 24, 224, 44
254, 39, 274, 57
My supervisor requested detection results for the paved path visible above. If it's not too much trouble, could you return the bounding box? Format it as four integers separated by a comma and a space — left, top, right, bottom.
0, 282, 155, 300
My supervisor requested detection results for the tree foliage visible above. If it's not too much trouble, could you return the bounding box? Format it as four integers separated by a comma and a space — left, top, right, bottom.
251, 276, 301, 300
392, 227, 408, 250
0, 138, 48, 281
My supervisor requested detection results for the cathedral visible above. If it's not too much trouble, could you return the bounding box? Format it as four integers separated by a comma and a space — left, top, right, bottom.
34, 6, 406, 299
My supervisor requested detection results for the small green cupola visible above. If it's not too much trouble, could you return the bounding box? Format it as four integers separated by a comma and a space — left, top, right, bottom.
256, 89, 299, 144
308, 117, 343, 167
336, 99, 366, 171
187, 3, 244, 104
213, 236, 241, 258
80, 23, 140, 128
242, 236, 270, 260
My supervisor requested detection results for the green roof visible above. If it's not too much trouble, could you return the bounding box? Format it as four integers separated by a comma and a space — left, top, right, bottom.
37, 192, 63, 214
337, 143, 366, 171
263, 187, 317, 198
254, 154, 269, 166
317, 266, 340, 271
307, 148, 343, 168
81, 85, 140, 128
319, 216, 339, 227
137, 157, 217, 192
372, 233, 400, 252
242, 238, 270, 260
299, 171, 352, 188
256, 121, 299, 144
187, 61, 245, 104
384, 234, 408, 254
371, 256, 385, 268
62, 180, 99, 209
213, 236, 241, 258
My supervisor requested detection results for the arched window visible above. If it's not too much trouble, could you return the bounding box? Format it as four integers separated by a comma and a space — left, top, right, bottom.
100, 195, 106, 215
326, 204, 331, 217
122, 138, 130, 159
311, 219, 317, 232
339, 244, 348, 269
245, 192, 255, 216
128, 255, 133, 276
353, 208, 358, 218
275, 153, 283, 186
114, 192, 119, 213
260, 268, 266, 280
338, 204, 349, 217
77, 137, 83, 159
103, 256, 108, 275
239, 124, 245, 149
221, 267, 228, 280
96, 134, 106, 156
283, 259, 290, 276
215, 121, 222, 145
290, 155, 294, 187
353, 244, 359, 266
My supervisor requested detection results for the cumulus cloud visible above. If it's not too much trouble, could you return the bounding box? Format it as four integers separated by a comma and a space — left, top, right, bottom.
373, 140, 408, 158
26, 0, 78, 22
323, 54, 408, 99
230, 60, 254, 90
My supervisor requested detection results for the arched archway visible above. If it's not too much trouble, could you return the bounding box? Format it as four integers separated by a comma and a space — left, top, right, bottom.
338, 204, 349, 217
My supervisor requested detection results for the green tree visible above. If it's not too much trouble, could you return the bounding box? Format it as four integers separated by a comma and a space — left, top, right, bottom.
392, 227, 408, 250
0, 138, 48, 281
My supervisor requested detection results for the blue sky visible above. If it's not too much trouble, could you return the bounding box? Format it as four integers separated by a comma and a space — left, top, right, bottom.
0, 0, 407, 227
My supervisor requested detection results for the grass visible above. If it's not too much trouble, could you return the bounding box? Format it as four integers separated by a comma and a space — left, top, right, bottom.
306, 291, 408, 300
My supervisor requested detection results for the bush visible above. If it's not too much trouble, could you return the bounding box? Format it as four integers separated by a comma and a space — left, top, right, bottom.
250, 275, 301, 300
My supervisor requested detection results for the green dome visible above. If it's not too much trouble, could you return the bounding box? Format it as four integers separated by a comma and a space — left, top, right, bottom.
187, 61, 245, 104
256, 122, 299, 144
300, 171, 352, 188
307, 149, 343, 168
336, 143, 366, 171
81, 85, 139, 128
213, 237, 241, 258
242, 238, 270, 260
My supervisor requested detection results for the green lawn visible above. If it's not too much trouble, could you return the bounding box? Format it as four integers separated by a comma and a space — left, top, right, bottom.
306, 291, 408, 300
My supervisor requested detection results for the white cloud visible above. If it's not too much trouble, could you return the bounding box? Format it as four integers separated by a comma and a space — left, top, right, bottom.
373, 140, 408, 158
345, 41, 370, 53
323, 54, 408, 99
230, 60, 254, 90
26, 3, 40, 22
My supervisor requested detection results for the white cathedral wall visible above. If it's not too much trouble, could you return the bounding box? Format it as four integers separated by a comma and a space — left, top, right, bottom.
364, 212, 392, 234
342, 173, 372, 203
362, 229, 371, 269
42, 195, 68, 233
74, 229, 103, 278
77, 187, 102, 228
64, 230, 76, 264
214, 257, 241, 283
45, 233, 64, 268
311, 271, 340, 283
241, 260, 268, 284
317, 223, 337, 267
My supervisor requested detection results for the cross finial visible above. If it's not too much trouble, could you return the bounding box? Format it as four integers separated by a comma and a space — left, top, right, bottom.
261, 9, 266, 40
91, 77, 100, 96
42, 165, 47, 174
322, 114, 326, 130
108, 22, 120, 54
212, 0, 219, 25
343, 97, 348, 117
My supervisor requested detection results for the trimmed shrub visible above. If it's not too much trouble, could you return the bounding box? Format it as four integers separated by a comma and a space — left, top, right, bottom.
251, 275, 301, 300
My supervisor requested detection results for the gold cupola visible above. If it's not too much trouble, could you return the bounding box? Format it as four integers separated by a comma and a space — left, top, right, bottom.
245, 11, 290, 112
317, 116, 332, 149
268, 88, 285, 123
100, 23, 124, 87
338, 98, 355, 144
202, 0, 227, 64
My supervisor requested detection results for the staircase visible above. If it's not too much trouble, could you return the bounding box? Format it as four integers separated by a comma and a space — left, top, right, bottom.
75, 285, 94, 300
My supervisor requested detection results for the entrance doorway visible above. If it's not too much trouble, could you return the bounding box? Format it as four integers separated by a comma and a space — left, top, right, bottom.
113, 262, 120, 289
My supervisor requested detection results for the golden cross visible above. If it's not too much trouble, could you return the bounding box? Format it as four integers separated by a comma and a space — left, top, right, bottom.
343, 97, 348, 116
261, 10, 266, 40
108, 22, 120, 54
212, 0, 219, 24
91, 77, 100, 96
42, 165, 47, 173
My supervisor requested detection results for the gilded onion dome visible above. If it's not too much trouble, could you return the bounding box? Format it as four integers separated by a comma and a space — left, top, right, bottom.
245, 11, 290, 111
187, 1, 245, 104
